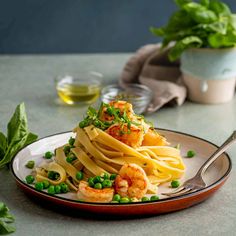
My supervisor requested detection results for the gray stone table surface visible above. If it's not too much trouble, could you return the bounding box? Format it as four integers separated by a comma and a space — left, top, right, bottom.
0, 54, 235, 236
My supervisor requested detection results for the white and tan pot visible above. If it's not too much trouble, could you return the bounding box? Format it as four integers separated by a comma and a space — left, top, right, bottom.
181, 48, 236, 104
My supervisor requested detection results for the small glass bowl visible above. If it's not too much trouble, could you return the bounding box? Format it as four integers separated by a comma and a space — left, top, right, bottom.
101, 84, 153, 114
55, 73, 102, 105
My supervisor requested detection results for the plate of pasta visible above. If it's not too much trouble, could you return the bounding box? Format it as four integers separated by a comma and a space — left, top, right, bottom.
11, 101, 231, 216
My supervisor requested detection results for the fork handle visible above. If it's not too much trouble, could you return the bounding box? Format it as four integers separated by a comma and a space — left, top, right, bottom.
197, 131, 236, 176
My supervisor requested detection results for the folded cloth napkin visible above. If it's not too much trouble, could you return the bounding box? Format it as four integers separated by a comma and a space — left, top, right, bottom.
119, 44, 187, 112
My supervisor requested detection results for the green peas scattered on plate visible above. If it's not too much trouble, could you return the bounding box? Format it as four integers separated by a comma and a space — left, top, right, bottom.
150, 195, 159, 201
35, 182, 44, 191
55, 185, 61, 194
25, 175, 35, 184
187, 150, 196, 158
76, 171, 84, 180
88, 177, 94, 187
42, 180, 50, 189
119, 197, 130, 203
102, 179, 112, 188
101, 173, 110, 180
48, 171, 60, 180
44, 151, 53, 159
110, 174, 117, 180
25, 160, 35, 169
68, 137, 75, 146
48, 185, 55, 195
171, 180, 180, 188
66, 156, 76, 163
93, 176, 102, 184
60, 183, 69, 193
113, 194, 121, 202
63, 145, 71, 155
94, 183, 102, 189
141, 196, 150, 202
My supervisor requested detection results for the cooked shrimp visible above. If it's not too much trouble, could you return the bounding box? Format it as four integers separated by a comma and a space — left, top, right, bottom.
115, 163, 149, 199
77, 181, 114, 203
142, 128, 169, 146
100, 101, 134, 122
106, 123, 144, 148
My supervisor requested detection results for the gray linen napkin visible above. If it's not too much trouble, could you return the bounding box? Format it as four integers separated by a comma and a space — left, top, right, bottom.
119, 44, 187, 112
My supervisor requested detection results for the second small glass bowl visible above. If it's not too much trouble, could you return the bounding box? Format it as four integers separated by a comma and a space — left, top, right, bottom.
101, 84, 153, 114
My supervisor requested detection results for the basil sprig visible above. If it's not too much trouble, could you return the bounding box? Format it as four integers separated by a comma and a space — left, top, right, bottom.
0, 103, 38, 168
0, 202, 15, 234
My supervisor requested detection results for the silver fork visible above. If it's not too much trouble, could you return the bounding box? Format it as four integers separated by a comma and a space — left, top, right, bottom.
162, 130, 236, 197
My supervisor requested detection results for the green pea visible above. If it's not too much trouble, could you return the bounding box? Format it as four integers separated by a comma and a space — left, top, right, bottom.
25, 160, 35, 169
25, 175, 35, 184
171, 180, 180, 188
66, 155, 76, 163
94, 183, 102, 189
68, 137, 75, 146
113, 194, 121, 202
42, 180, 50, 189
63, 145, 71, 155
141, 196, 150, 202
60, 183, 69, 193
102, 179, 112, 188
101, 173, 110, 180
88, 177, 95, 187
35, 182, 44, 191
93, 176, 103, 184
44, 151, 53, 159
150, 195, 159, 201
48, 185, 55, 195
55, 185, 61, 194
76, 171, 84, 180
187, 150, 196, 158
48, 171, 60, 180
119, 197, 130, 203
110, 174, 117, 180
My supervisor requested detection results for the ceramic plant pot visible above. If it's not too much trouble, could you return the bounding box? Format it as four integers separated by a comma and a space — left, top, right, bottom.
180, 48, 236, 104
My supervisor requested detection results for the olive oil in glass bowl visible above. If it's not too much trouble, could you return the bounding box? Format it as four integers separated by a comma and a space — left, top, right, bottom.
56, 74, 102, 105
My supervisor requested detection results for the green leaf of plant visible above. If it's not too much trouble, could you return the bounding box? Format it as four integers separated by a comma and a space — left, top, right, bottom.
200, 0, 209, 7
230, 14, 236, 30
0, 202, 15, 234
169, 36, 203, 61
24, 132, 38, 147
0, 103, 38, 169
208, 32, 236, 48
0, 132, 7, 160
7, 103, 28, 146
209, 0, 231, 16
150, 27, 165, 36
174, 0, 192, 8
0, 221, 15, 234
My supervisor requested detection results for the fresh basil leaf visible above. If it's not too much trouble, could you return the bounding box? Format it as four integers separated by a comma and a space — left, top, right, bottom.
0, 103, 38, 168
174, 0, 192, 8
24, 132, 38, 146
208, 32, 236, 48
200, 0, 209, 7
230, 14, 236, 30
150, 27, 165, 36
7, 103, 28, 146
169, 36, 203, 61
0, 202, 15, 234
0, 221, 15, 234
0, 132, 7, 160
209, 0, 231, 16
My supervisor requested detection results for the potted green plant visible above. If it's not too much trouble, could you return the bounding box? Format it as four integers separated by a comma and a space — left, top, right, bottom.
151, 0, 236, 104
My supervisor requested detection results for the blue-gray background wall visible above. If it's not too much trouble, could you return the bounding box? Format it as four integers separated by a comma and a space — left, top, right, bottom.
0, 0, 235, 54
